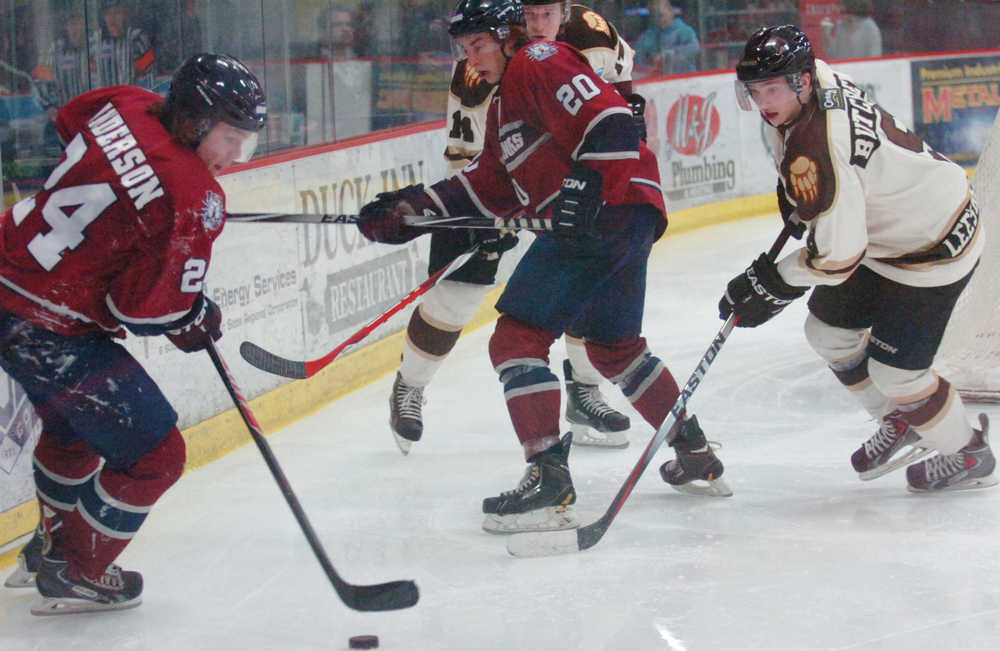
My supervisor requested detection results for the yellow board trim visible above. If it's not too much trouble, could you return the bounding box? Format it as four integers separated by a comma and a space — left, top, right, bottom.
0, 193, 775, 564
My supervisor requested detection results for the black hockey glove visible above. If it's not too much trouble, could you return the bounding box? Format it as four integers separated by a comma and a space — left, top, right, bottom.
718, 253, 807, 328
553, 164, 604, 239
358, 184, 437, 244
166, 293, 222, 353
473, 227, 519, 259
777, 181, 806, 239
625, 92, 647, 142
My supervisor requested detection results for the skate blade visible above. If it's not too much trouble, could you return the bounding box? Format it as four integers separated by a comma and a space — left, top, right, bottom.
907, 473, 998, 494
482, 506, 579, 534
31, 595, 142, 616
570, 424, 629, 449
506, 528, 579, 557
858, 445, 932, 480
669, 476, 733, 498
3, 566, 36, 588
392, 432, 413, 456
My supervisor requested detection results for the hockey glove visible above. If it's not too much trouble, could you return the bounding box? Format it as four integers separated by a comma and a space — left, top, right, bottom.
777, 181, 806, 239
553, 164, 604, 239
358, 184, 437, 244
474, 227, 519, 259
166, 293, 222, 353
625, 93, 647, 142
718, 253, 807, 328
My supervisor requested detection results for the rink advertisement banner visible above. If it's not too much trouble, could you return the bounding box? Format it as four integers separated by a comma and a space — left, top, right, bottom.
910, 53, 1000, 167
0, 375, 42, 513
640, 72, 774, 214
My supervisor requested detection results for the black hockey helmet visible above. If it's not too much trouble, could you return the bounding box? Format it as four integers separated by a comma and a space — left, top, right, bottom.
521, 0, 570, 24
736, 25, 814, 83
734, 25, 814, 110
448, 0, 524, 39
163, 53, 267, 158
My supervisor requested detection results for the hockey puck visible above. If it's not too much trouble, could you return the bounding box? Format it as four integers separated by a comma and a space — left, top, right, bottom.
348, 635, 379, 649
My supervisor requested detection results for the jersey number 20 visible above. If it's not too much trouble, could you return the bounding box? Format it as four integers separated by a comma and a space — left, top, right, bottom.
556, 74, 601, 116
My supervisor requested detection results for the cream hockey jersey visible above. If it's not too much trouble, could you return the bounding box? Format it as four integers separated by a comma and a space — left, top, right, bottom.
769, 59, 982, 289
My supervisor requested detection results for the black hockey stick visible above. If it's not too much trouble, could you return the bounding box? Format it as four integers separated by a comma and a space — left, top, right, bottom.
240, 243, 481, 378
205, 339, 419, 611
227, 212, 553, 232
506, 220, 799, 558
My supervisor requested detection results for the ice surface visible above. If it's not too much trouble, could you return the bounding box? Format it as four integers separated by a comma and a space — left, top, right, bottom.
3, 216, 999, 650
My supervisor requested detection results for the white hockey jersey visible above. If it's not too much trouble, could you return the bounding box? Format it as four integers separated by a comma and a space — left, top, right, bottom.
443, 4, 635, 175
769, 60, 982, 289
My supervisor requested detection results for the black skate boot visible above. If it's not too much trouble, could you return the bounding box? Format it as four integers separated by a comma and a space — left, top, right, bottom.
563, 359, 630, 448
32, 553, 143, 615
389, 372, 424, 455
4, 519, 43, 588
659, 416, 732, 497
907, 414, 997, 492
482, 433, 578, 533
851, 411, 930, 480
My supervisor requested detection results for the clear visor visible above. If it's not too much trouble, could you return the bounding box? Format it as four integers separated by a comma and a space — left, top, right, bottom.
234, 130, 259, 163
451, 27, 508, 62
735, 75, 804, 112
734, 79, 754, 111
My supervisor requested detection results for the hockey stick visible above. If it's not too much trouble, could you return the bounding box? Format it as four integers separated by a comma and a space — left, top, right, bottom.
506, 220, 799, 558
205, 338, 420, 611
240, 244, 481, 378
226, 212, 553, 232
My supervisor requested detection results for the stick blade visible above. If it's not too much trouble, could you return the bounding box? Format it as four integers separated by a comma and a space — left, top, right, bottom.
239, 341, 308, 379
347, 580, 419, 612
506, 528, 581, 558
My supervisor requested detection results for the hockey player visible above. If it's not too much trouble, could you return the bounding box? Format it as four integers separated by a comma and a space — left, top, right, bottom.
358, 0, 730, 534
388, 0, 642, 454
0, 54, 266, 612
720, 25, 996, 492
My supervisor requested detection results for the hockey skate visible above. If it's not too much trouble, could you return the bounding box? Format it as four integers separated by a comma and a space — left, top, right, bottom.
482, 433, 578, 533
851, 411, 931, 480
32, 552, 143, 615
389, 372, 425, 455
907, 414, 998, 492
563, 359, 630, 448
3, 522, 42, 588
659, 416, 732, 497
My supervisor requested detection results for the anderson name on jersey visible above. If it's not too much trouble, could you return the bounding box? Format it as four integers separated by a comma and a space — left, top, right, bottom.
0, 86, 227, 336
430, 41, 664, 231
770, 59, 982, 289
444, 4, 635, 174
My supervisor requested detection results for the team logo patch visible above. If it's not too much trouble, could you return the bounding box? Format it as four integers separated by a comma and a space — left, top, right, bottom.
525, 42, 558, 62
201, 191, 224, 230
816, 87, 846, 111
789, 156, 819, 203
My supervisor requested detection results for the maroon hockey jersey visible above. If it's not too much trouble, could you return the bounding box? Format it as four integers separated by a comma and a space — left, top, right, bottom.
431, 41, 666, 233
0, 86, 226, 336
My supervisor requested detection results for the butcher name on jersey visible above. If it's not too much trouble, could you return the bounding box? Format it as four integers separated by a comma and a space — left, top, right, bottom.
836, 79, 881, 168
88, 102, 164, 211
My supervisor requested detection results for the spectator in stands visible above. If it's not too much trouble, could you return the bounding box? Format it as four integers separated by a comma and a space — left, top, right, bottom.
821, 0, 883, 60
158, 0, 205, 75
90, 0, 156, 88
633, 0, 700, 75
318, 4, 357, 60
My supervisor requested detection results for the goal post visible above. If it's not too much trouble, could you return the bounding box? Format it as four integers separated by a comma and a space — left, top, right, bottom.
935, 108, 1000, 403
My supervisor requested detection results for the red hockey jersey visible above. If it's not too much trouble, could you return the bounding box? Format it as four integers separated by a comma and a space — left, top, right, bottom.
0, 86, 226, 336
431, 41, 665, 234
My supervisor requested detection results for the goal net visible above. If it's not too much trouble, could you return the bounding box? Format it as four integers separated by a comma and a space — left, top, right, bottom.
935, 108, 1000, 402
